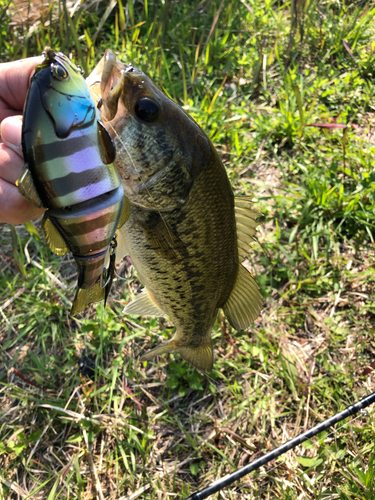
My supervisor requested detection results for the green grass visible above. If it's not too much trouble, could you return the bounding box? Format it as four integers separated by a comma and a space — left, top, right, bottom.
2, 0, 375, 498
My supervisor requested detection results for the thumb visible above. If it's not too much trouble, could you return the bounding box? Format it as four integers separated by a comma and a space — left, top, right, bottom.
0, 115, 23, 157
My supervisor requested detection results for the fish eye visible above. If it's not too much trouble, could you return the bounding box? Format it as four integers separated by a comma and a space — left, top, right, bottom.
52, 63, 68, 80
134, 97, 159, 123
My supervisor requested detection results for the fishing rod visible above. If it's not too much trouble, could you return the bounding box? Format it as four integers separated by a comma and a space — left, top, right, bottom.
186, 390, 375, 500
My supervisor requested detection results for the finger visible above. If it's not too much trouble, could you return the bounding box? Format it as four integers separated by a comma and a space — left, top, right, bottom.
0, 116, 24, 185
0, 179, 45, 224
0, 115, 23, 157
0, 142, 24, 184
0, 116, 45, 224
0, 56, 43, 122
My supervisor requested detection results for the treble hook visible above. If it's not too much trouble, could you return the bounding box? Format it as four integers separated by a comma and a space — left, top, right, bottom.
113, 264, 134, 281
100, 236, 133, 291
99, 235, 118, 291
99, 268, 111, 289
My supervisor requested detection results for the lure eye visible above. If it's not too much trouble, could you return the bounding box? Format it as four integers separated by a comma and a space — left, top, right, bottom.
134, 97, 160, 123
52, 63, 68, 80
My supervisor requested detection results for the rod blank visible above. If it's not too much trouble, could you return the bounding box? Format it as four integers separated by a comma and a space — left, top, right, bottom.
186, 391, 375, 500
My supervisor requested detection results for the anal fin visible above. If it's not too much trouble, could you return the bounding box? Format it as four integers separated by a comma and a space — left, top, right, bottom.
123, 289, 167, 318
223, 263, 262, 330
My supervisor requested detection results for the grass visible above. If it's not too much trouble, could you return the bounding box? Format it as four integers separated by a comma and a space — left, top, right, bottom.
2, 0, 375, 498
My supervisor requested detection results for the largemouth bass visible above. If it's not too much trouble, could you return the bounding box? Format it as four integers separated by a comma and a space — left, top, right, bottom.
18, 48, 129, 316
87, 50, 262, 371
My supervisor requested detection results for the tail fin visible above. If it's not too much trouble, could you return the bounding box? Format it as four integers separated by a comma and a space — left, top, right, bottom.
141, 338, 213, 372
70, 283, 105, 317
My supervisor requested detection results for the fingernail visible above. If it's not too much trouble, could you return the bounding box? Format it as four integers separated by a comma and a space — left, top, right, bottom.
0, 116, 23, 156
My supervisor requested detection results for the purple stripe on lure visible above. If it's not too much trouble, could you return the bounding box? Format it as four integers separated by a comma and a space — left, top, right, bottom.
55, 177, 122, 207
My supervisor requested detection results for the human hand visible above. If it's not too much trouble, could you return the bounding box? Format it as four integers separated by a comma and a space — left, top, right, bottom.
0, 56, 45, 224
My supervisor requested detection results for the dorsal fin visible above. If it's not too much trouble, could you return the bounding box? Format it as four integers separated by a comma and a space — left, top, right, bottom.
123, 288, 167, 318
234, 196, 262, 260
222, 263, 262, 331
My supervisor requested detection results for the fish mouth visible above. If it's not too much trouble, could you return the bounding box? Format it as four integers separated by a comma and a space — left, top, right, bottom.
86, 51, 136, 92
86, 50, 142, 122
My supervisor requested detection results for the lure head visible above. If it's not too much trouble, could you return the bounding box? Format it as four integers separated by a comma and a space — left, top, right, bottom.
21, 46, 119, 208
30, 47, 96, 139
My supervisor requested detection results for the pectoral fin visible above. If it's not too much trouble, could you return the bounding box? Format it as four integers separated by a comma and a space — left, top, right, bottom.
70, 283, 105, 317
223, 263, 262, 330
234, 196, 262, 260
141, 338, 213, 372
117, 196, 130, 229
42, 215, 69, 256
16, 164, 44, 208
114, 227, 129, 263
140, 215, 188, 263
98, 120, 116, 164
123, 289, 167, 318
